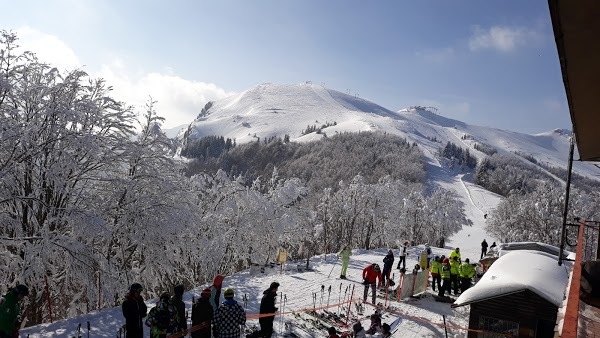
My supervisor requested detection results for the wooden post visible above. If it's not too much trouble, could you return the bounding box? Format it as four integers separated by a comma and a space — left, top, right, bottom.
396, 272, 404, 301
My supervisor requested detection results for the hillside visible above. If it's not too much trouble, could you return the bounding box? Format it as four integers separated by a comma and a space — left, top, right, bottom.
182, 83, 597, 180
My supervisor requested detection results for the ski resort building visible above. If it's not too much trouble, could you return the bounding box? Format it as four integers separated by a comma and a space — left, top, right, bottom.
453, 250, 569, 337
549, 0, 600, 337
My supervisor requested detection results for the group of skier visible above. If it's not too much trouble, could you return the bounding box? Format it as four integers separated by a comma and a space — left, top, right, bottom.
344, 242, 482, 304
121, 276, 281, 338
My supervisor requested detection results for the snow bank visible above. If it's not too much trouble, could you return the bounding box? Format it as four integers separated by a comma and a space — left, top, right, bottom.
454, 250, 571, 307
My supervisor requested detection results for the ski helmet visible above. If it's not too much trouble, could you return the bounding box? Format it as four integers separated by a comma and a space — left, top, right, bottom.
224, 288, 235, 298
174, 284, 184, 296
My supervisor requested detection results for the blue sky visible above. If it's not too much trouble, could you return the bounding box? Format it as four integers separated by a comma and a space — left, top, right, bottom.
0, 0, 570, 133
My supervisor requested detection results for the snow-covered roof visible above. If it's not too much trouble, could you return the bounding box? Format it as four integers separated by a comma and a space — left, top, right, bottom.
453, 250, 571, 308
498, 241, 575, 260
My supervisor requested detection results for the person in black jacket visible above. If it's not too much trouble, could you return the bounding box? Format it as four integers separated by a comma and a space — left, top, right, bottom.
481, 239, 489, 259
122, 283, 148, 338
381, 250, 395, 287
259, 282, 279, 338
191, 288, 213, 338
171, 284, 186, 334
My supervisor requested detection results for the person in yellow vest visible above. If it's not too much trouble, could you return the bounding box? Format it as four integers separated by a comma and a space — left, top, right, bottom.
419, 249, 428, 271
459, 258, 476, 292
449, 248, 461, 263
338, 245, 352, 279
429, 256, 442, 292
438, 258, 451, 297
449, 256, 460, 296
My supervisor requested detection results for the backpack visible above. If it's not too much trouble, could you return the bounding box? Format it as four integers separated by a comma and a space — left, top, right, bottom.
426, 247, 432, 255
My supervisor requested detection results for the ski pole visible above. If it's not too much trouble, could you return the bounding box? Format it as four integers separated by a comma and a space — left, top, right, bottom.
327, 256, 339, 278
337, 283, 342, 315
327, 285, 331, 307
312, 293, 316, 311
320, 285, 324, 309
87, 321, 90, 338
345, 285, 355, 326
78, 323, 81, 338
280, 294, 287, 334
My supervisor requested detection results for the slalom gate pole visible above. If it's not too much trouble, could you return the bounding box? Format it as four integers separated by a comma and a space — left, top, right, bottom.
327, 285, 331, 307
345, 285, 355, 326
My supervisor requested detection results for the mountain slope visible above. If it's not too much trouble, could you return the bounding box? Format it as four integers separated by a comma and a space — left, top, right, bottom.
182, 82, 597, 179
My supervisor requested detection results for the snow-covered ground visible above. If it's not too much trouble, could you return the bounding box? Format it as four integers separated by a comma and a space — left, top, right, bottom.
21, 248, 473, 338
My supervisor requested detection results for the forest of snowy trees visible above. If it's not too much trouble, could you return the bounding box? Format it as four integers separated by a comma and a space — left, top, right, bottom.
0, 31, 470, 325
475, 153, 600, 251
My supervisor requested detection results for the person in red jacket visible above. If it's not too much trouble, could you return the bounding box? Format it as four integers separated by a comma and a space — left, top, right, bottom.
362, 263, 382, 304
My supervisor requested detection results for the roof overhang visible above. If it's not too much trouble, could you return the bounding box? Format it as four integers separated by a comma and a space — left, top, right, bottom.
549, 0, 600, 161
451, 289, 527, 308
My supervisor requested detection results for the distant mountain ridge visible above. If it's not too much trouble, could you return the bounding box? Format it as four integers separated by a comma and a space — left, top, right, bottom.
181, 83, 597, 179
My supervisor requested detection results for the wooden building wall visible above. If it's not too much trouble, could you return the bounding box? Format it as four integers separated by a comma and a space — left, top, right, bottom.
467, 290, 558, 338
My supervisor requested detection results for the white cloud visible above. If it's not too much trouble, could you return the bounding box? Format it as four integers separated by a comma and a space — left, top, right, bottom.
469, 25, 542, 52
98, 62, 233, 128
16, 26, 82, 70
13, 27, 233, 128
416, 47, 455, 63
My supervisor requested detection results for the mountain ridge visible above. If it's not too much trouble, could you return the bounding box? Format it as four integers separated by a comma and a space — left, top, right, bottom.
181, 82, 597, 179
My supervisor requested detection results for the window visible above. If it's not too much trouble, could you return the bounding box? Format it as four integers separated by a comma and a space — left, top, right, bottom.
478, 315, 519, 338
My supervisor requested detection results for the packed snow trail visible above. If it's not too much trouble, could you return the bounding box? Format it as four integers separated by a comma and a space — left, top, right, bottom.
444, 174, 501, 262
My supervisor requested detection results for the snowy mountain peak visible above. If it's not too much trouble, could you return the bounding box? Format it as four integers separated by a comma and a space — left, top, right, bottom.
181, 82, 597, 178
183, 82, 402, 144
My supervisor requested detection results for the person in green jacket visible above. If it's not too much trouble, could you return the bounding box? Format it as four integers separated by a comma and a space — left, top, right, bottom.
449, 257, 460, 296
438, 259, 451, 297
429, 256, 442, 292
449, 248, 461, 263
338, 245, 352, 279
459, 258, 476, 292
0, 284, 29, 338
